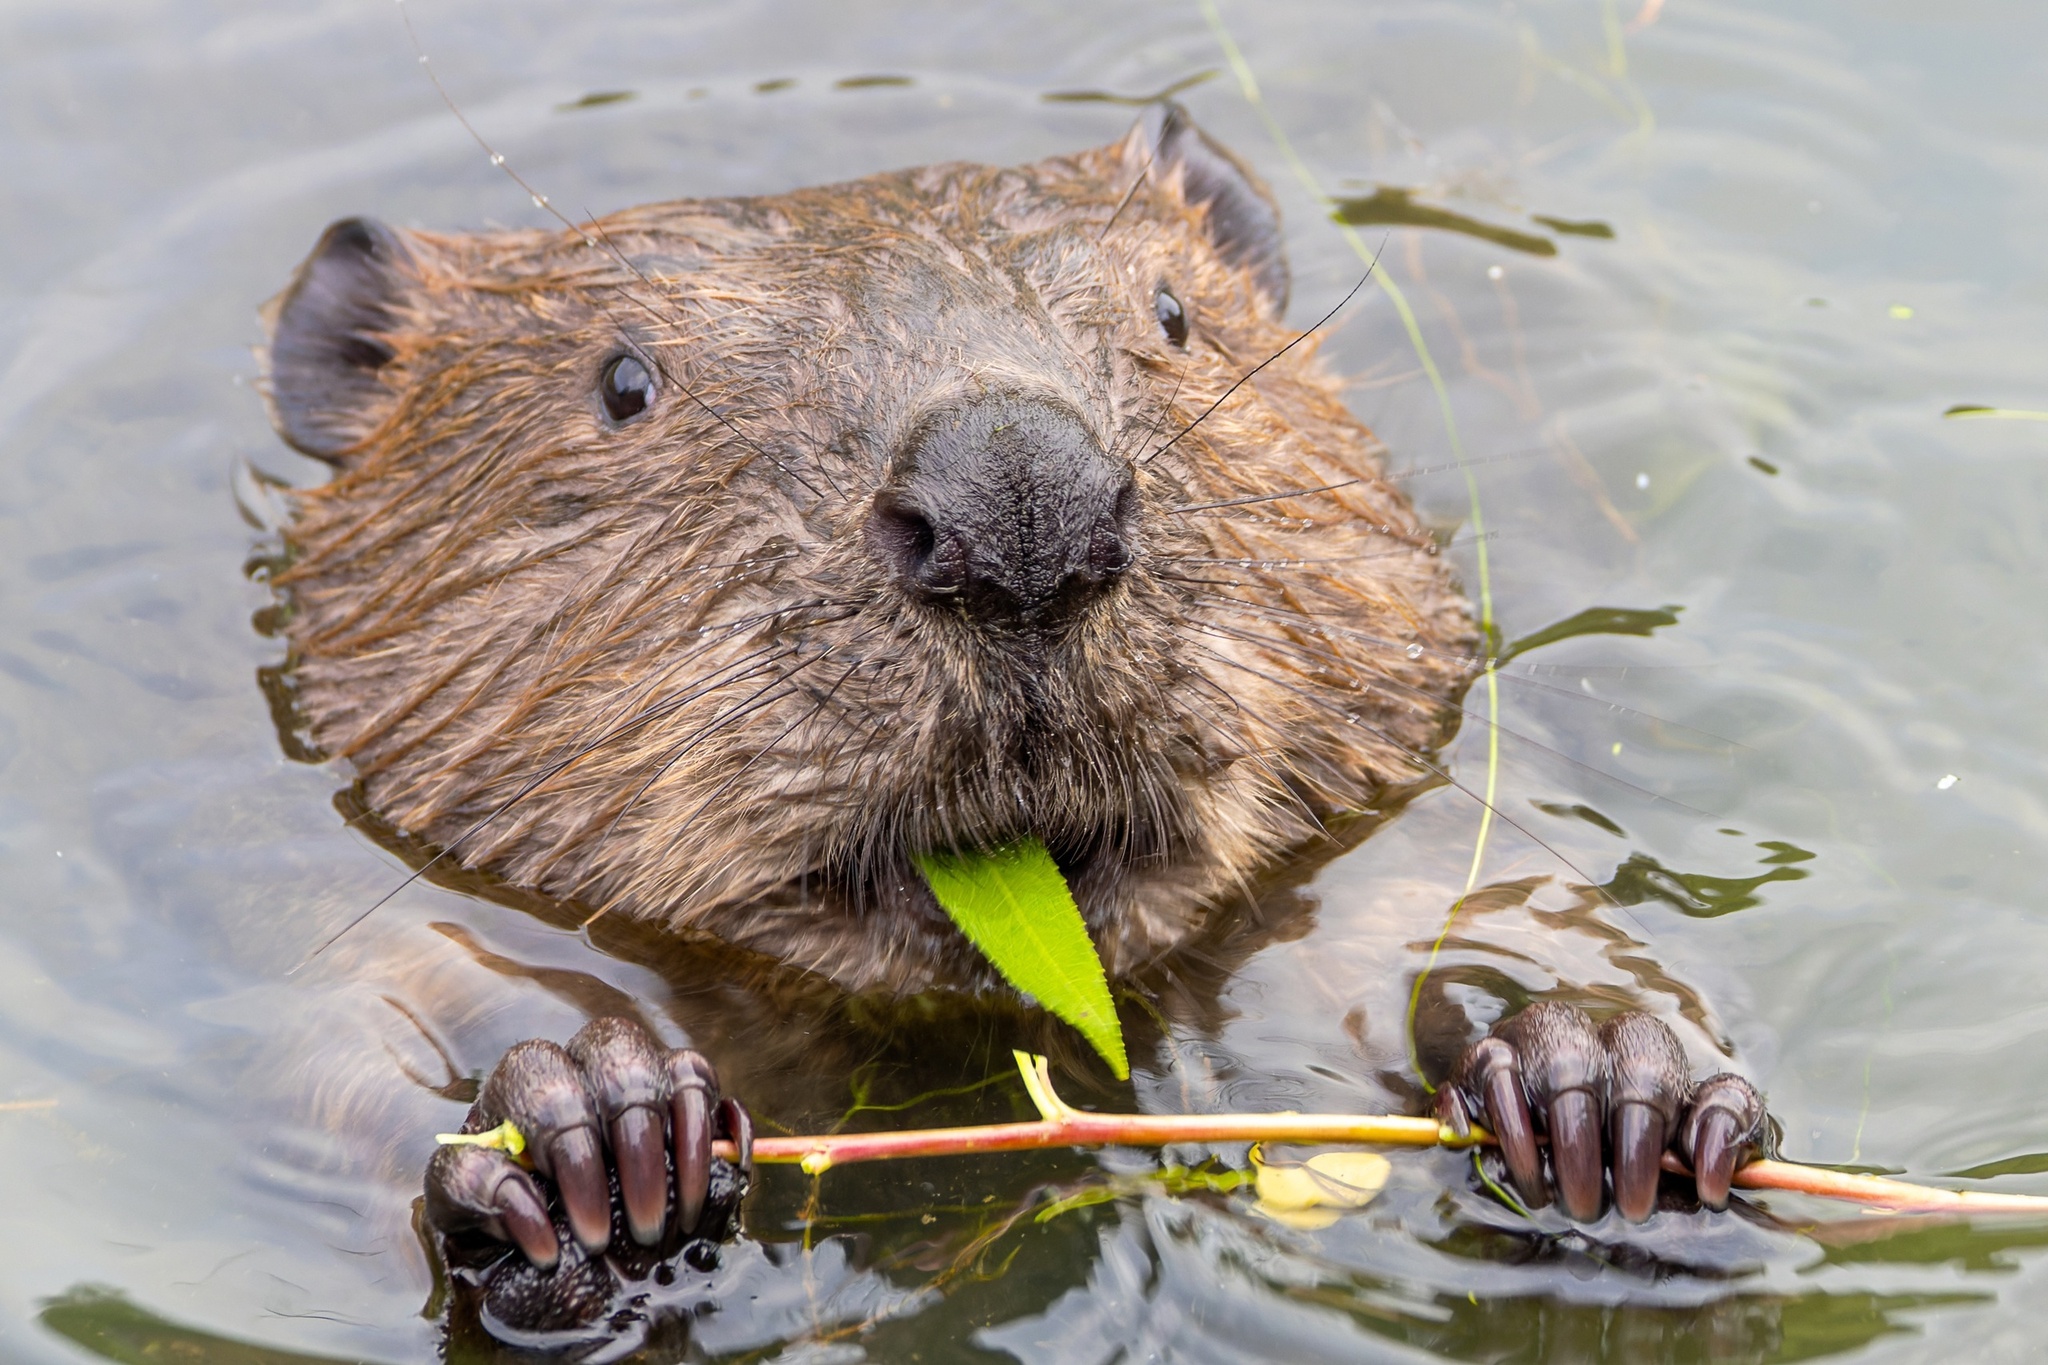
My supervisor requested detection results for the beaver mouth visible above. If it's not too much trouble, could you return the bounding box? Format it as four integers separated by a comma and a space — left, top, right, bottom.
804, 825, 1130, 934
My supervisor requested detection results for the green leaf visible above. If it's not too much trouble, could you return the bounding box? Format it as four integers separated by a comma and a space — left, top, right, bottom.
914, 839, 1128, 1079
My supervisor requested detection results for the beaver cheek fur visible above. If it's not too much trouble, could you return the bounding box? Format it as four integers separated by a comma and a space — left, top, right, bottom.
260, 102, 1479, 998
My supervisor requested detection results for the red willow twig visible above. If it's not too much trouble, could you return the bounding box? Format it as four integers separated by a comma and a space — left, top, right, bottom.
711, 1052, 2048, 1217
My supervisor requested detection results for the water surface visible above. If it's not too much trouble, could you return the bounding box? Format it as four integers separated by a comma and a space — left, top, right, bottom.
6, 1, 2048, 1360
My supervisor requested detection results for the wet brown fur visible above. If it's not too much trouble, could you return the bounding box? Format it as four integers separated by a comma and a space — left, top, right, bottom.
263, 117, 1478, 997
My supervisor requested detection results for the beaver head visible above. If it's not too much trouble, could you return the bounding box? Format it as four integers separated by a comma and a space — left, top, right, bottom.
260, 104, 1477, 994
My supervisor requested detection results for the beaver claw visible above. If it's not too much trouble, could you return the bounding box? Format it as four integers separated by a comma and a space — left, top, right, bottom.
1437, 1002, 1767, 1222
424, 1018, 751, 1272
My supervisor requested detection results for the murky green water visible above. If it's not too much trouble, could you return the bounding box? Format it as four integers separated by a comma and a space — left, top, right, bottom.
7, 1, 2048, 1360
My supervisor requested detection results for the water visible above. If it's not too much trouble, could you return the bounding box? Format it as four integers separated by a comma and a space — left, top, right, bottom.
6, 1, 2048, 1360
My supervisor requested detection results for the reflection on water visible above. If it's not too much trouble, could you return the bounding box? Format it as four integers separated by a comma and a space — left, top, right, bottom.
8, 0, 2048, 1361
978, 1197, 1992, 1365
1602, 845, 1812, 919
41, 1287, 387, 1365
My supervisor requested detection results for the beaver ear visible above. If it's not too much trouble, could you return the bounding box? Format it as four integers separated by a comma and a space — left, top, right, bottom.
264, 217, 416, 462
1136, 102, 1289, 315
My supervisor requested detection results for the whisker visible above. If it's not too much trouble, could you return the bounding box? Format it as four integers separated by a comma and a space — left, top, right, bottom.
1141, 239, 1386, 467
1172, 590, 1479, 667
1187, 642, 1623, 909
287, 642, 811, 972
1096, 154, 1155, 242
1177, 669, 1333, 841
397, 5, 834, 502
289, 495, 802, 654
574, 649, 848, 860
513, 591, 860, 769
572, 697, 811, 927
1177, 589, 1744, 752
380, 598, 862, 804
1190, 618, 1714, 818
1113, 355, 1191, 466
643, 656, 868, 865
1465, 668, 1749, 754
589, 235, 837, 501
815, 666, 903, 834
1167, 480, 1361, 514
1517, 662, 1712, 677
1385, 446, 1550, 483
1165, 530, 1496, 569
587, 626, 882, 863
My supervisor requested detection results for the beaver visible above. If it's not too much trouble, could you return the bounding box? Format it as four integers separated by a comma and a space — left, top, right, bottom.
259, 103, 1767, 1337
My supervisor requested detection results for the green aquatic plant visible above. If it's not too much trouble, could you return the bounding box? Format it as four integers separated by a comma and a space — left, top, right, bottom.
913, 838, 1128, 1079
1331, 186, 1560, 257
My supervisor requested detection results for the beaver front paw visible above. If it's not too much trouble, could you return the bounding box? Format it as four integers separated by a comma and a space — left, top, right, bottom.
423, 1017, 751, 1334
1438, 1002, 1768, 1223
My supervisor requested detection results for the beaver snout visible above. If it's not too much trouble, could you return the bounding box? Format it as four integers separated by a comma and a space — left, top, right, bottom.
868, 394, 1136, 623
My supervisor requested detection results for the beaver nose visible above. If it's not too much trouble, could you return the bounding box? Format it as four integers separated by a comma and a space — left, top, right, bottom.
869, 395, 1136, 620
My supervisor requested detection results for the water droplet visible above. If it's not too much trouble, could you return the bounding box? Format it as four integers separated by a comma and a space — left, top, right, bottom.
1405, 643, 1424, 660
531, 194, 549, 208
1611, 741, 1623, 756
490, 153, 505, 166
1487, 265, 1504, 280
1936, 773, 1959, 790
1635, 472, 1650, 490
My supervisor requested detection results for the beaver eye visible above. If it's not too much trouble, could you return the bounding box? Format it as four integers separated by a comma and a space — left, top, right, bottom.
1154, 288, 1188, 347
599, 353, 655, 423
